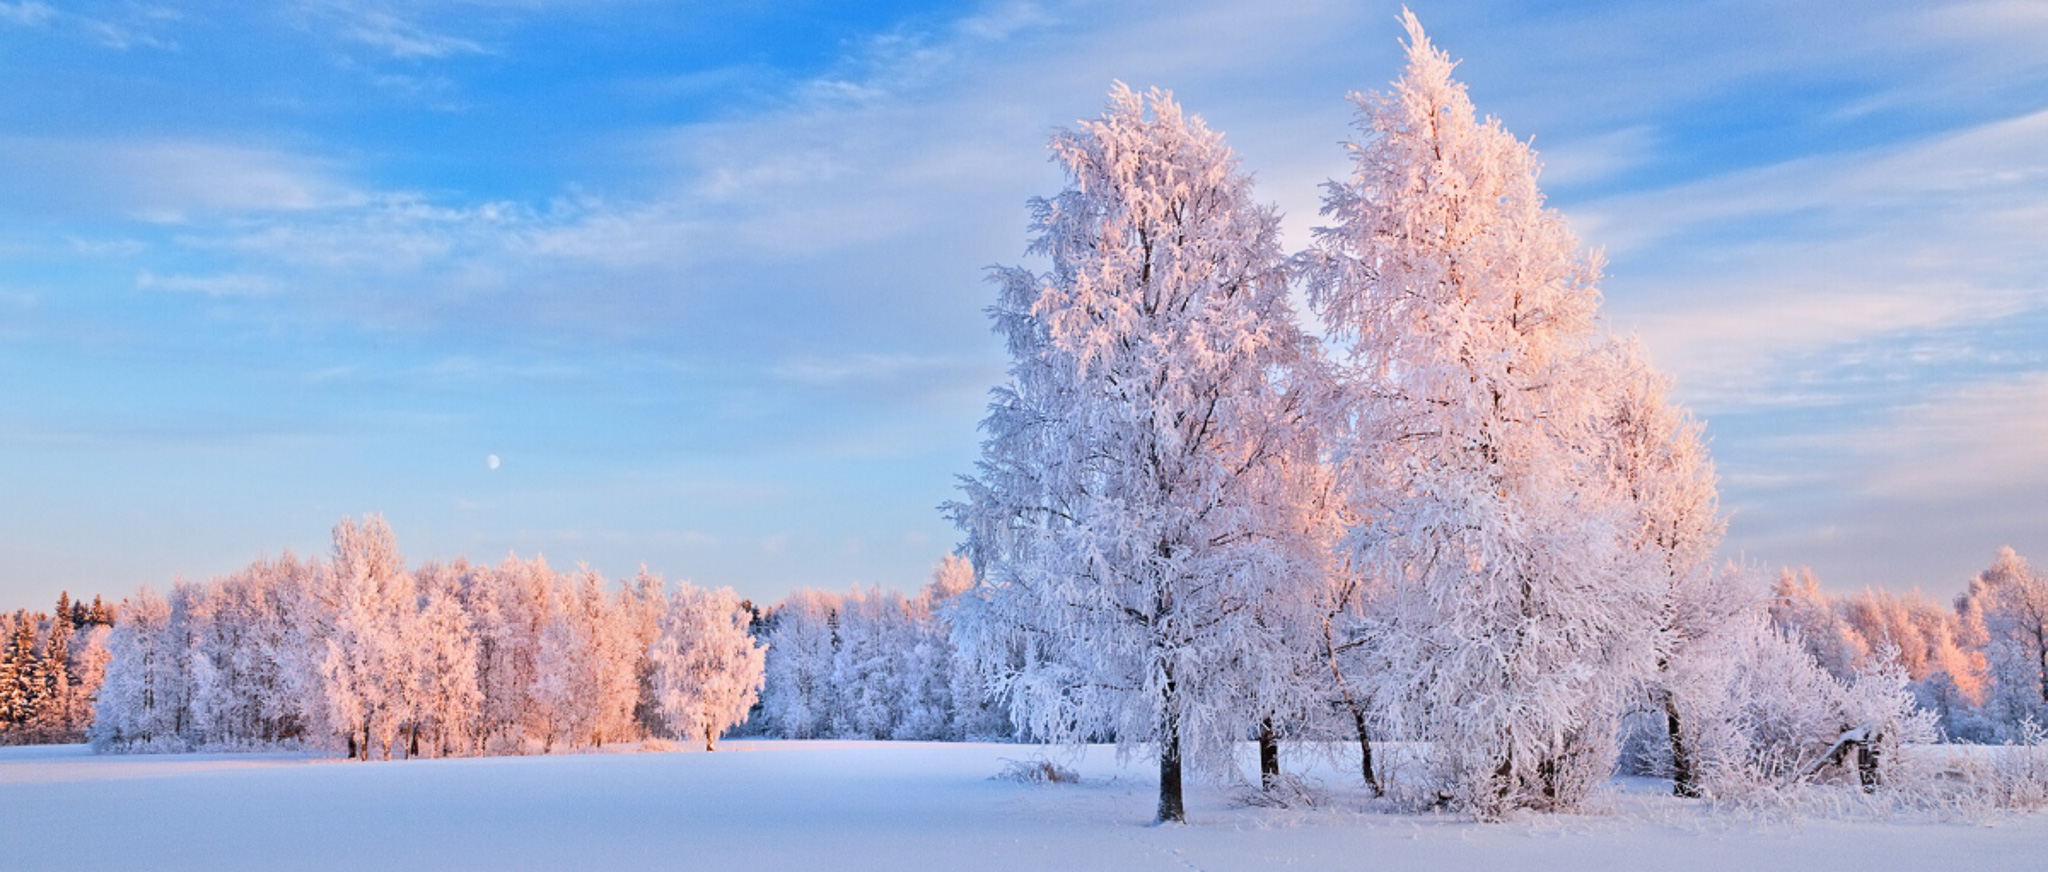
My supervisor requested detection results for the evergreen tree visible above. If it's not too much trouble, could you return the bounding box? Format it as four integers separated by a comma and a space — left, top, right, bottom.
0, 613, 24, 730
41, 597, 76, 737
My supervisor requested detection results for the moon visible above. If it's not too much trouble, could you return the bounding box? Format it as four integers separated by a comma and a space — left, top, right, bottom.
486, 454, 501, 471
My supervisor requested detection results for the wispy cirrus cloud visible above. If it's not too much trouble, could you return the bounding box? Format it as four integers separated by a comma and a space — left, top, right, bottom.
0, 1, 181, 49
86, 4, 181, 50
136, 270, 277, 298
1588, 107, 2048, 408
0, 2, 54, 26
294, 1, 490, 59
771, 353, 978, 387
0, 138, 358, 222
1863, 372, 2048, 498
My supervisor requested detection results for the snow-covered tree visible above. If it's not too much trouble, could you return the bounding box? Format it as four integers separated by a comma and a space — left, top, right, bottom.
465, 554, 553, 753
831, 586, 912, 740
409, 563, 482, 757
36, 596, 76, 738
1769, 568, 1868, 680
760, 589, 841, 739
1, 612, 41, 733
307, 515, 417, 759
1594, 339, 1734, 796
89, 587, 188, 751
902, 554, 1002, 741
649, 584, 766, 751
928, 558, 1014, 741
951, 83, 1323, 822
588, 571, 657, 748
69, 623, 112, 734
183, 559, 310, 748
532, 607, 598, 753
1958, 547, 2048, 734
1303, 12, 1659, 815
895, 585, 955, 741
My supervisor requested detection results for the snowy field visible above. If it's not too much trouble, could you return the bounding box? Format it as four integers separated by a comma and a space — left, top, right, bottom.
5, 741, 2047, 872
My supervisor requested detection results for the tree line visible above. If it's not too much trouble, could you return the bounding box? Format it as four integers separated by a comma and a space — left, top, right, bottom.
1764, 551, 2048, 746
88, 515, 764, 758
754, 555, 1010, 742
0, 593, 116, 744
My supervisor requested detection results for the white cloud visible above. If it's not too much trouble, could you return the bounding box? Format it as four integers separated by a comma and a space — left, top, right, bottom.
1535, 125, 1660, 189
136, 270, 277, 297
1917, 1, 2048, 61
0, 138, 359, 222
770, 354, 963, 386
1863, 373, 2048, 497
1580, 108, 2048, 255
956, 1, 1054, 42
0, 2, 53, 26
297, 1, 489, 59
1588, 108, 2048, 407
87, 15, 179, 51
1624, 285, 2030, 409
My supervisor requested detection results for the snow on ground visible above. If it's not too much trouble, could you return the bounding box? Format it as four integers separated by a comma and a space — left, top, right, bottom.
4, 741, 2045, 871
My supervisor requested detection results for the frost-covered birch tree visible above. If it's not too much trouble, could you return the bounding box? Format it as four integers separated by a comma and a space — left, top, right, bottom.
408, 567, 481, 757
760, 589, 840, 739
649, 584, 766, 751
1596, 339, 1731, 796
1303, 13, 1658, 815
1956, 547, 2047, 734
950, 83, 1323, 823
307, 514, 417, 760
832, 586, 913, 740
89, 586, 186, 751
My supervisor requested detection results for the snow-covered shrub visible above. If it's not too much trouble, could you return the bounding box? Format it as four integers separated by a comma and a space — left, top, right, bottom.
994, 755, 1079, 785
1698, 625, 1845, 794
1235, 773, 1327, 810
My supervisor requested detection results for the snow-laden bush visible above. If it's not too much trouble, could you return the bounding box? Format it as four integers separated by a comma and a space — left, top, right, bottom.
1235, 773, 1328, 810
995, 755, 1079, 785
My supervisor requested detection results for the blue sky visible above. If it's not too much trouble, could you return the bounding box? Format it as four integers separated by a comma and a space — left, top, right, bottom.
2, 0, 2045, 609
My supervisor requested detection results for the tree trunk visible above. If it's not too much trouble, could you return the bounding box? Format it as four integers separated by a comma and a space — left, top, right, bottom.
1351, 707, 1381, 796
1158, 677, 1185, 824
2037, 635, 2047, 708
704, 726, 716, 753
1258, 717, 1280, 790
347, 733, 358, 760
1324, 617, 1380, 796
1665, 692, 1698, 798
1158, 727, 1185, 824
1494, 735, 1516, 810
408, 722, 420, 759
